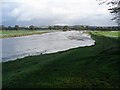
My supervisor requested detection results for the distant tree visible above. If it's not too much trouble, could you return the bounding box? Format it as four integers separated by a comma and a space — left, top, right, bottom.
85, 26, 89, 30
63, 26, 69, 31
52, 25, 60, 30
0, 26, 1, 30
97, 0, 120, 26
80, 26, 85, 30
29, 25, 35, 30
49, 26, 52, 30
1, 25, 5, 30
8, 26, 13, 30
14, 25, 19, 30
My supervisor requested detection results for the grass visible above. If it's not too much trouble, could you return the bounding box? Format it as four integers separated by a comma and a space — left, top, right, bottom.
0, 30, 55, 38
2, 31, 120, 88
93, 31, 120, 37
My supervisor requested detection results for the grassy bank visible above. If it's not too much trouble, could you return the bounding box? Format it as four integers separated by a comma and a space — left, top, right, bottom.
2, 31, 120, 88
93, 31, 120, 37
0, 30, 55, 38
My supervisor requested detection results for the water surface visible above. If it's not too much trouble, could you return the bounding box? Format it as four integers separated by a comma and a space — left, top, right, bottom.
1, 31, 95, 62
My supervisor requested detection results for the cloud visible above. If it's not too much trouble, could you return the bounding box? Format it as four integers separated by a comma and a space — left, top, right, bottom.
2, 0, 117, 26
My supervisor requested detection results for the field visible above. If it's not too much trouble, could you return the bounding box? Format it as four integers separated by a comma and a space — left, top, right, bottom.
0, 30, 55, 38
2, 31, 120, 88
93, 31, 119, 37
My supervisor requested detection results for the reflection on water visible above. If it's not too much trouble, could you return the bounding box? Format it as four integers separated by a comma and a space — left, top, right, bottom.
1, 31, 95, 62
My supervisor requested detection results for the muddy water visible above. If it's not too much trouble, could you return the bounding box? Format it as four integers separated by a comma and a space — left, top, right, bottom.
1, 31, 95, 62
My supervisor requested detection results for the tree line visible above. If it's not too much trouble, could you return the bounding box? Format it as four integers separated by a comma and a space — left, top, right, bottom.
1, 25, 48, 30
49, 25, 119, 31
0, 25, 119, 31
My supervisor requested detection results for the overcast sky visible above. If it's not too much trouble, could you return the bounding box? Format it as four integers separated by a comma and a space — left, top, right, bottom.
2, 0, 117, 26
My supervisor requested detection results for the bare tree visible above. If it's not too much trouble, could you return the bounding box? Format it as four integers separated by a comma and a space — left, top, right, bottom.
97, 0, 120, 26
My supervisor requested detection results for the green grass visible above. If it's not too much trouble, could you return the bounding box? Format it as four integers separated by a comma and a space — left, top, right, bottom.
0, 30, 55, 38
93, 31, 120, 37
2, 31, 120, 88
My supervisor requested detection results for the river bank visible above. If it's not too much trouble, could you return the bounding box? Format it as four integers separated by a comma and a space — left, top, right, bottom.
0, 30, 55, 38
2, 31, 120, 88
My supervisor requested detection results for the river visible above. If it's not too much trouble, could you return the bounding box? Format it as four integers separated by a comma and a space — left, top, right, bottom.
1, 31, 95, 62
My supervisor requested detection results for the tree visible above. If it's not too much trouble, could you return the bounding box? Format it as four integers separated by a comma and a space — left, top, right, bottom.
80, 26, 85, 30
14, 25, 19, 30
48, 26, 52, 30
97, 0, 120, 26
63, 26, 69, 31
29, 25, 35, 30
8, 26, 13, 30
1, 25, 5, 30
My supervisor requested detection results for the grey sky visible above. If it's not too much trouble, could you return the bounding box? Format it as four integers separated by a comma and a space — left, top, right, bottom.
2, 0, 117, 26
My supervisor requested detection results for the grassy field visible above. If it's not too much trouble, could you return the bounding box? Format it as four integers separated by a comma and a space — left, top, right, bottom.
93, 31, 120, 37
0, 30, 55, 38
2, 31, 120, 88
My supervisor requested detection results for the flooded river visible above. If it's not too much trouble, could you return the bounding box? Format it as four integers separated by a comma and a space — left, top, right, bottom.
1, 31, 95, 62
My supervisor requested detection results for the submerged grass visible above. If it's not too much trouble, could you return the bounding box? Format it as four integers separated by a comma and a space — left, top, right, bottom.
2, 31, 120, 88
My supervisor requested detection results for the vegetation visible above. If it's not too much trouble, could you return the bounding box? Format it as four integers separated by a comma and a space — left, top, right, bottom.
2, 31, 120, 88
1, 25, 49, 30
0, 30, 55, 38
29, 25, 35, 30
48, 25, 119, 31
1, 25, 119, 31
14, 25, 20, 30
93, 31, 120, 37
98, 0, 120, 25
63, 26, 69, 31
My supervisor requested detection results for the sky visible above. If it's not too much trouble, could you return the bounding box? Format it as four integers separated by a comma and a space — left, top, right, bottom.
1, 0, 117, 26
